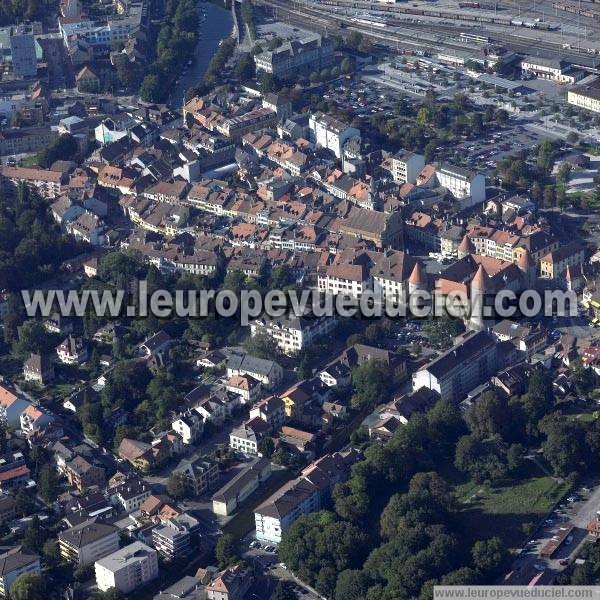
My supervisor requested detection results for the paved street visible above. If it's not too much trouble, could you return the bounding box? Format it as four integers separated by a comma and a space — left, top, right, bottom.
508, 480, 600, 583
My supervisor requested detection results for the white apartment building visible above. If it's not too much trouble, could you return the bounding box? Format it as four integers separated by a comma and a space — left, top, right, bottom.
250, 312, 337, 355
412, 331, 498, 402
254, 451, 358, 543
95, 542, 158, 594
255, 478, 320, 544
308, 113, 360, 159
318, 262, 372, 299
229, 417, 270, 456
391, 150, 425, 184
58, 520, 119, 567
435, 164, 485, 208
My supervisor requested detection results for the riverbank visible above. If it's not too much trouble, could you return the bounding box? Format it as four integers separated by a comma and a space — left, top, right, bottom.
169, 1, 234, 106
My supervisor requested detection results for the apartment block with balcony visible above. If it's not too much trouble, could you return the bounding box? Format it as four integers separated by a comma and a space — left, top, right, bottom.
95, 542, 159, 594
58, 520, 119, 567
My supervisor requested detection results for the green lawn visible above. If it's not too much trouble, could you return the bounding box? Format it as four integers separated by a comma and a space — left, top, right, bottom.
454, 461, 570, 548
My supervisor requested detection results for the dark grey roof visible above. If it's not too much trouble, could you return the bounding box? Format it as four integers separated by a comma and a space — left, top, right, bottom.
211, 457, 270, 503
227, 352, 280, 377
58, 519, 117, 548
0, 546, 38, 576
420, 331, 496, 379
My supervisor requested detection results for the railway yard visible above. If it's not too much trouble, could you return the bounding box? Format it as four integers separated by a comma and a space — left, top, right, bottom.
256, 0, 600, 67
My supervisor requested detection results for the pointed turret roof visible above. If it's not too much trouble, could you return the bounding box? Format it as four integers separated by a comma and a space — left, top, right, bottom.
471, 264, 489, 291
409, 261, 424, 285
565, 264, 573, 281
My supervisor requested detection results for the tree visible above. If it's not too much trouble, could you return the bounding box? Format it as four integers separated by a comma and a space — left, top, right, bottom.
506, 443, 525, 474
94, 589, 125, 600
38, 463, 59, 503
139, 74, 161, 102
347, 31, 363, 50
36, 134, 78, 168
23, 515, 47, 552
98, 251, 142, 288
42, 538, 61, 568
423, 314, 463, 350
471, 537, 508, 576
13, 319, 50, 357
570, 359, 593, 395
566, 131, 579, 145
335, 569, 370, 600
557, 162, 572, 185
416, 107, 430, 127
258, 436, 275, 458
15, 488, 34, 517
166, 472, 190, 500
279, 512, 368, 593
244, 332, 281, 361
466, 392, 511, 440
341, 57, 352, 74
454, 435, 507, 484
540, 414, 586, 476
351, 359, 392, 411
494, 109, 508, 125
9, 573, 46, 600
74, 564, 94, 582
113, 54, 141, 90
216, 533, 238, 568
259, 73, 279, 94
235, 52, 255, 80
274, 580, 298, 600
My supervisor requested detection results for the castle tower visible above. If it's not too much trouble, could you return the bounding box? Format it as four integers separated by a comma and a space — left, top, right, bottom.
517, 248, 536, 290
469, 264, 489, 331
408, 260, 425, 296
457, 234, 475, 260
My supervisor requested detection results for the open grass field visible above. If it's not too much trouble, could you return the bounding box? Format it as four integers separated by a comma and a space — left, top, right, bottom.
453, 460, 570, 548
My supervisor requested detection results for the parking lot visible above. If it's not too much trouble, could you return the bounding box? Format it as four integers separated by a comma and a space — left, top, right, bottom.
509, 482, 600, 583
241, 537, 323, 599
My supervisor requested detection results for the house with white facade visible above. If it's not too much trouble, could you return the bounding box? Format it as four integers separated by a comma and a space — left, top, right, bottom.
95, 542, 158, 594
435, 164, 486, 208
308, 113, 360, 159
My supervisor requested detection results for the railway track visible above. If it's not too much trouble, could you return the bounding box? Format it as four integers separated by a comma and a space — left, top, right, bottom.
257, 0, 600, 59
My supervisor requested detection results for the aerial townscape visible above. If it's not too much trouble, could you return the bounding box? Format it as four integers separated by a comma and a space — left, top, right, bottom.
2, 0, 600, 598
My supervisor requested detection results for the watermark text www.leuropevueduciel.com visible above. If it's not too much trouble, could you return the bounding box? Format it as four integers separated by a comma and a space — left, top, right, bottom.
20, 283, 578, 326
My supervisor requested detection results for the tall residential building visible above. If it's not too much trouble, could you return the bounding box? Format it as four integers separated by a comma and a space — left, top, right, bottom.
308, 113, 361, 159
10, 25, 37, 78
151, 515, 199, 560
435, 164, 486, 208
95, 542, 159, 594
254, 450, 360, 543
391, 150, 425, 184
412, 330, 499, 402
58, 520, 120, 566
